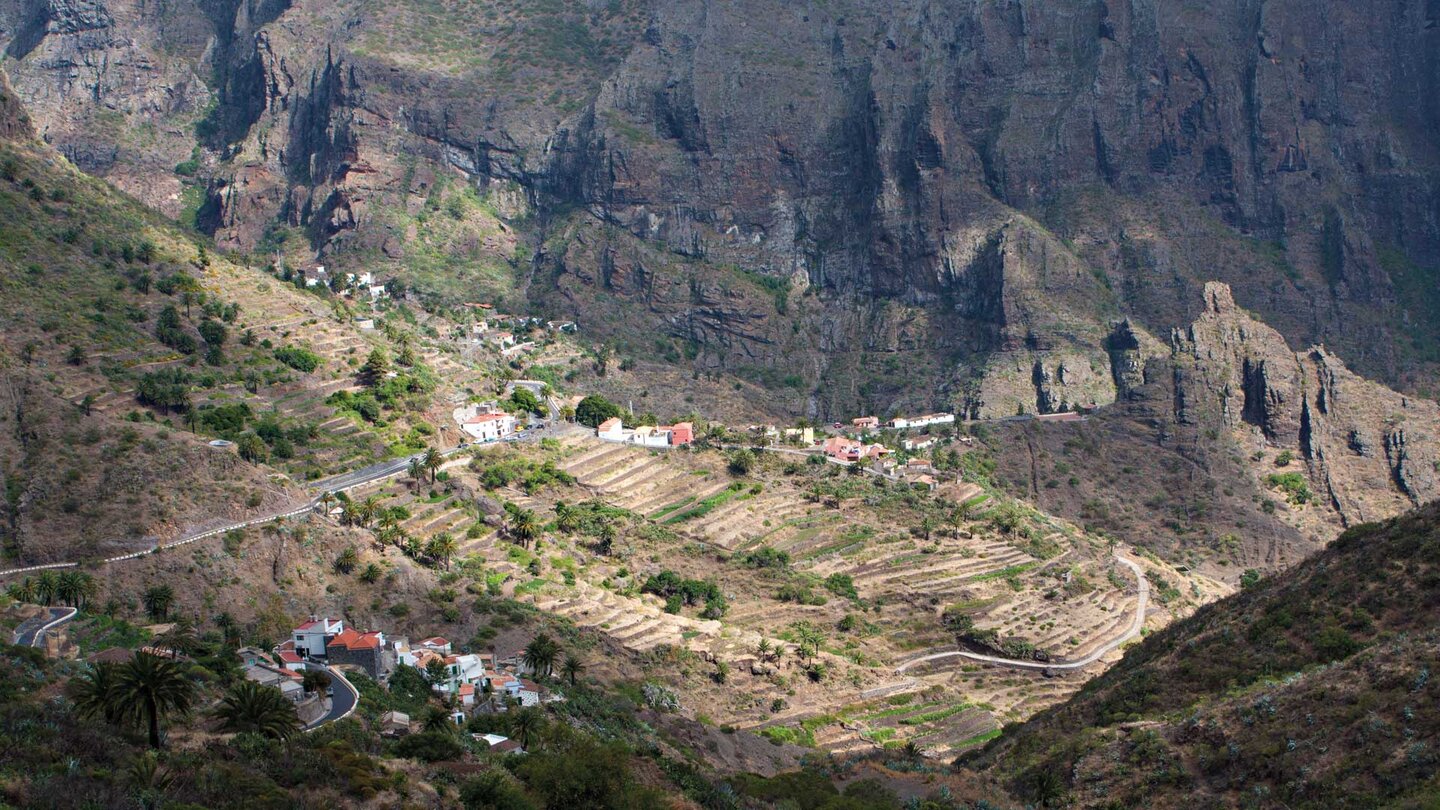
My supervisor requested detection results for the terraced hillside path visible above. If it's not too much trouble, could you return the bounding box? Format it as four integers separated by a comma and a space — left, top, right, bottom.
894, 554, 1150, 673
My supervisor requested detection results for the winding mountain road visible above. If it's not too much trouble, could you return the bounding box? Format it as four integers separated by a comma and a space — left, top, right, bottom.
303, 663, 360, 732
0, 442, 488, 580
894, 554, 1150, 674
11, 606, 78, 647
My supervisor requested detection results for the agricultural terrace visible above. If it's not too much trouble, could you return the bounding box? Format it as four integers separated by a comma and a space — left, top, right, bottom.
347, 432, 1205, 757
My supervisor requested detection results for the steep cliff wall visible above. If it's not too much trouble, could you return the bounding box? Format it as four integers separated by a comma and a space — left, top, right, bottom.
2, 0, 1437, 416
0, 64, 28, 139
1172, 281, 1439, 525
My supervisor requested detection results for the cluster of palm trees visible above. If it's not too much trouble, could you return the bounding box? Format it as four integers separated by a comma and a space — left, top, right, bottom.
519, 631, 585, 686
69, 653, 196, 749
70, 652, 301, 750
552, 501, 620, 556
6, 570, 98, 610
143, 585, 176, 621
407, 446, 445, 485
502, 504, 541, 549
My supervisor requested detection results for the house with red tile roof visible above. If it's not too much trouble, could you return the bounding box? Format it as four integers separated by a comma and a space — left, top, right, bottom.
326, 627, 388, 678
822, 436, 863, 462
276, 650, 307, 671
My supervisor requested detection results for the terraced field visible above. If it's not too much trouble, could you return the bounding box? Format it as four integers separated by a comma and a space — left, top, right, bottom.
506, 436, 1167, 755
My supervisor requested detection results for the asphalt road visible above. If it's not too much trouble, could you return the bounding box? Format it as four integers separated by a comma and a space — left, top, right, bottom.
303, 663, 359, 731
12, 606, 78, 647
0, 425, 555, 579
894, 554, 1150, 674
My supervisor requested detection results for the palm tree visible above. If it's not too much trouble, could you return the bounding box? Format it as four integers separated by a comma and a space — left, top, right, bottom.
426, 533, 458, 570
216, 612, 241, 647
114, 652, 196, 748
56, 571, 95, 610
408, 457, 426, 484
755, 638, 773, 664
339, 501, 360, 526
510, 509, 539, 549
318, 491, 337, 516
142, 585, 175, 621
510, 706, 544, 750
422, 446, 444, 483
918, 516, 937, 543
553, 502, 578, 534
948, 507, 967, 538
35, 571, 59, 605
154, 620, 199, 657
334, 546, 359, 574
792, 622, 825, 663
560, 655, 585, 687
422, 706, 453, 734
125, 752, 175, 810
7, 577, 37, 603
376, 509, 400, 533
521, 632, 560, 679
213, 680, 300, 740
69, 661, 123, 723
357, 496, 382, 528
596, 522, 618, 556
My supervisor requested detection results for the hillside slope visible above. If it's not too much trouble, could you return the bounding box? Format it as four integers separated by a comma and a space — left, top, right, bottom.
0, 120, 436, 564
967, 501, 1440, 809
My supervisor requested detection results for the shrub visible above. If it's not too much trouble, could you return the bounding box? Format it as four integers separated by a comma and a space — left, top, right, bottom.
274, 346, 322, 372
575, 394, 623, 428
394, 731, 463, 762
1266, 472, 1313, 504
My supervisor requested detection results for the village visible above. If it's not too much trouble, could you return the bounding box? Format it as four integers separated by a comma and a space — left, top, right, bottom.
234, 613, 560, 750
590, 410, 983, 491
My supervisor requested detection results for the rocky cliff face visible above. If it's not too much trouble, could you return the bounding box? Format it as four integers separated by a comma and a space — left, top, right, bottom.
0, 64, 28, 138
1170, 281, 1439, 526
2, 0, 1437, 416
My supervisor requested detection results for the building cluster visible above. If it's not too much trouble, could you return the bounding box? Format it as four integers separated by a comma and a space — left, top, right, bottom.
298, 266, 390, 302
241, 617, 558, 732
459, 305, 578, 361
595, 418, 695, 448
849, 412, 957, 431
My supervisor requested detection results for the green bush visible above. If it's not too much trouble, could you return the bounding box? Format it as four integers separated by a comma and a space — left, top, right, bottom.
274, 346, 323, 372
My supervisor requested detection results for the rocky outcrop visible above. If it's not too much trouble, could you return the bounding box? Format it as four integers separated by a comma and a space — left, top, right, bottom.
1172, 282, 1440, 525
0, 66, 30, 139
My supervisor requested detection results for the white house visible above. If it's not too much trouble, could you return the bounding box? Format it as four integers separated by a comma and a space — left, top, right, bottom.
902, 436, 937, 451
461, 412, 515, 442
291, 617, 343, 658
597, 417, 629, 442
368, 284, 387, 300
629, 425, 672, 448
453, 404, 516, 442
